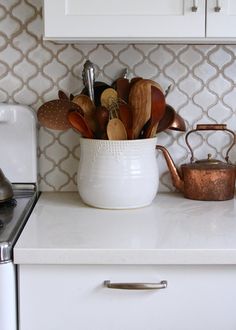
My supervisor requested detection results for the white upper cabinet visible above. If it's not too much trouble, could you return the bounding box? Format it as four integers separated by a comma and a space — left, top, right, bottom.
207, 0, 236, 38
43, 0, 236, 42
43, 0, 205, 41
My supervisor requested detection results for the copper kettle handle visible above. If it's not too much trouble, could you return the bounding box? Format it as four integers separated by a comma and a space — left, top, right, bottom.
185, 124, 236, 163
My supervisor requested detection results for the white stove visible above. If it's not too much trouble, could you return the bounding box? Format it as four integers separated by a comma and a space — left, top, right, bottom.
0, 104, 38, 330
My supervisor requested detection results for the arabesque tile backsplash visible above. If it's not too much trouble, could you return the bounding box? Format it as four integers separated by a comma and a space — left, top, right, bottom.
1, 0, 236, 192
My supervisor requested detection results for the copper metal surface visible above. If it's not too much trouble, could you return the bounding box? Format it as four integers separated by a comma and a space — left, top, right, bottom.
181, 166, 236, 201
156, 124, 236, 201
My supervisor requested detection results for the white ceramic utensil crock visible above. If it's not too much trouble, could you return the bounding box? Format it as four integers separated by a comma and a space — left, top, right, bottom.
77, 137, 159, 209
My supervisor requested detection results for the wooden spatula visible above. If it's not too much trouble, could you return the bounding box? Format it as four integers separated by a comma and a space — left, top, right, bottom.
129, 79, 164, 139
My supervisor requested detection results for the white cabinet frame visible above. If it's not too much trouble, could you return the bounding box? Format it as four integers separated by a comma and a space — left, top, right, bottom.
43, 0, 206, 42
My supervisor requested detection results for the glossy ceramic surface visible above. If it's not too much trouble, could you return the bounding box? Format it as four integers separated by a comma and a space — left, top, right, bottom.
0, 104, 37, 183
77, 138, 159, 209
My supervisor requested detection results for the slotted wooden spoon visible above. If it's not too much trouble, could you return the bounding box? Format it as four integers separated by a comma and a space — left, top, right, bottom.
37, 99, 82, 131
58, 90, 69, 100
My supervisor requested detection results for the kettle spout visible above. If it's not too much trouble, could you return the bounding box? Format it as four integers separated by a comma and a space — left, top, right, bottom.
156, 145, 184, 192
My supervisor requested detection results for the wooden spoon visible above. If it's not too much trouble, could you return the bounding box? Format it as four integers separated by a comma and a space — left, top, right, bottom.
118, 103, 133, 139
107, 118, 127, 140
95, 106, 109, 139
67, 111, 94, 138
115, 78, 130, 103
142, 86, 166, 138
72, 94, 95, 116
72, 94, 97, 132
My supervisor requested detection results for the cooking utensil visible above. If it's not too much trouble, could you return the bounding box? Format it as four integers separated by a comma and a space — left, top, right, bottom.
82, 60, 95, 103
0, 168, 13, 202
58, 90, 69, 100
156, 124, 236, 201
156, 104, 174, 133
157, 104, 186, 133
68, 111, 94, 138
111, 68, 130, 103
107, 118, 127, 140
169, 112, 186, 131
129, 79, 164, 139
118, 103, 133, 139
81, 81, 110, 107
129, 79, 151, 139
37, 100, 81, 131
142, 86, 166, 138
100, 88, 119, 119
115, 78, 130, 103
129, 77, 143, 90
72, 94, 95, 116
95, 106, 109, 139
164, 84, 172, 98
111, 68, 128, 86
100, 88, 118, 109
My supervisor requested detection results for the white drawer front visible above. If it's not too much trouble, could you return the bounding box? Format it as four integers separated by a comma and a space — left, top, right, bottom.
18, 265, 236, 330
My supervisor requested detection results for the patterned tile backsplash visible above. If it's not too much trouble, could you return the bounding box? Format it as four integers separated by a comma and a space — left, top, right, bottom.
1, 0, 236, 192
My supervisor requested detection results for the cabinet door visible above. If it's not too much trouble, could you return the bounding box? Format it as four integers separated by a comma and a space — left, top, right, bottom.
207, 0, 236, 37
43, 0, 206, 41
18, 265, 236, 330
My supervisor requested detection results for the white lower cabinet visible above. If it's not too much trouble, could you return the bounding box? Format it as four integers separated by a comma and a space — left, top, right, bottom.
18, 264, 236, 330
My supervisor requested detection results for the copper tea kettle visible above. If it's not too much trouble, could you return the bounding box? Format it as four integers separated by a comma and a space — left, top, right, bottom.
156, 124, 236, 201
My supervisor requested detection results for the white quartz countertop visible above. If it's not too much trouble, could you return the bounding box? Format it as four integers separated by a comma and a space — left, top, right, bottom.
14, 192, 236, 265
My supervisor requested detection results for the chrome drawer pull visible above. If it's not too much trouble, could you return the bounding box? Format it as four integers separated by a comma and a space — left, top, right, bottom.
214, 0, 221, 12
104, 280, 168, 290
192, 0, 198, 12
